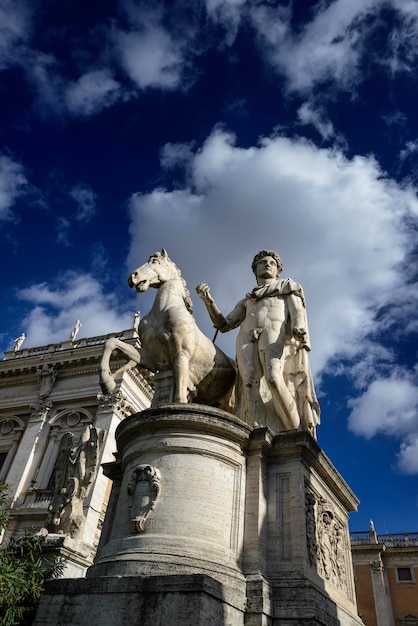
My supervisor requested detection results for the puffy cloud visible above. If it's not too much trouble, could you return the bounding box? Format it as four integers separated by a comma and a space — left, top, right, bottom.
385, 1, 418, 74
297, 102, 336, 141
250, 0, 418, 97
116, 23, 183, 90
348, 374, 418, 474
251, 0, 379, 94
64, 69, 121, 117
348, 376, 418, 439
0, 153, 27, 221
397, 436, 418, 475
127, 127, 418, 372
25, 55, 124, 119
160, 142, 196, 171
16, 272, 134, 347
127, 126, 418, 468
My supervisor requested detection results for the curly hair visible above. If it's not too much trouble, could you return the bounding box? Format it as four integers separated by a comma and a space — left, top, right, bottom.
251, 250, 283, 276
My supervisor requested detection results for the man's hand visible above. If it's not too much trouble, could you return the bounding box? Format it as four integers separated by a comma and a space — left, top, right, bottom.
293, 327, 307, 342
196, 283, 214, 304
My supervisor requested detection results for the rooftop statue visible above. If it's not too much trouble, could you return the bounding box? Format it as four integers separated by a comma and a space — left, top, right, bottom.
14, 332, 25, 351
196, 250, 320, 437
70, 319, 82, 342
99, 249, 236, 409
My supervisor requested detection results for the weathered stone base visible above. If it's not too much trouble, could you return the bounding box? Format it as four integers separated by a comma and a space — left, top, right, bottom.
33, 406, 364, 626
245, 574, 363, 626
33, 574, 245, 626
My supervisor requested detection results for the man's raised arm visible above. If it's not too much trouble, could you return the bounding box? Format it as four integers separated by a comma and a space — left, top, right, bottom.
196, 283, 244, 333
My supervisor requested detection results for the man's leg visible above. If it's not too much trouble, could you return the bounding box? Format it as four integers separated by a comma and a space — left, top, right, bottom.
236, 336, 262, 425
259, 332, 300, 431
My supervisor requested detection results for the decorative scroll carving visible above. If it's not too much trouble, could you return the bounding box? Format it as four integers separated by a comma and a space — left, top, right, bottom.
305, 490, 348, 592
43, 425, 103, 539
127, 464, 161, 533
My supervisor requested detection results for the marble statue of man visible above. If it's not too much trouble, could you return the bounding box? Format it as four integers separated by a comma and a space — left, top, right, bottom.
70, 320, 82, 342
14, 333, 25, 352
196, 250, 320, 437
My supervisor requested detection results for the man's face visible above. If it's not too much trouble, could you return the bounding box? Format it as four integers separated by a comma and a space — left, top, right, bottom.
256, 255, 279, 281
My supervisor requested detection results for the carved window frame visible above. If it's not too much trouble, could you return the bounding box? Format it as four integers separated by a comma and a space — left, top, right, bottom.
395, 566, 415, 584
0, 417, 25, 481
400, 615, 418, 626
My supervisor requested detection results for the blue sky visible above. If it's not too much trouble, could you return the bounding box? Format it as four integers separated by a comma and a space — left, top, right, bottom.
1, 0, 418, 533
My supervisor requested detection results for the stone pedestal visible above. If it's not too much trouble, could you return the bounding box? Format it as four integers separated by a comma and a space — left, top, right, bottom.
35, 405, 251, 625
243, 429, 362, 626
34, 406, 363, 626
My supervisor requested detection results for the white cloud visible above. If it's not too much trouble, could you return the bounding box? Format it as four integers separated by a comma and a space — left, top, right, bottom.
116, 24, 183, 90
297, 102, 335, 141
348, 375, 418, 474
16, 272, 134, 347
0, 0, 31, 70
385, 2, 418, 74
69, 183, 98, 222
397, 436, 418, 474
126, 126, 418, 468
205, 0, 246, 45
160, 142, 196, 171
25, 56, 123, 119
250, 0, 418, 97
65, 69, 121, 117
399, 139, 418, 164
127, 127, 418, 372
25, 50, 65, 115
251, 0, 379, 94
348, 376, 418, 439
0, 154, 27, 220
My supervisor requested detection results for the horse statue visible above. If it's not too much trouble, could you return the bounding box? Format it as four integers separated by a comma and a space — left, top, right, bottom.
99, 249, 236, 409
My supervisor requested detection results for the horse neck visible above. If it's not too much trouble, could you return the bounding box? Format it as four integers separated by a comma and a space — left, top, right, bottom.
152, 277, 186, 310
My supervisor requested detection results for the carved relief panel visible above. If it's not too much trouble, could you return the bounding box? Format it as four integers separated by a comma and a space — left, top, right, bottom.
305, 486, 349, 594
127, 464, 162, 533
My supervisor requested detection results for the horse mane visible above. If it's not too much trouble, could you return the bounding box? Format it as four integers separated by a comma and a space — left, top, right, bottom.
155, 252, 193, 315
180, 277, 193, 315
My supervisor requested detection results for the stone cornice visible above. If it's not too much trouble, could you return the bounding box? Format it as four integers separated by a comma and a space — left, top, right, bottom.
270, 430, 360, 513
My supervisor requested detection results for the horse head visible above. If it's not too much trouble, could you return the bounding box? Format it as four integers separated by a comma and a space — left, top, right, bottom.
128, 249, 178, 292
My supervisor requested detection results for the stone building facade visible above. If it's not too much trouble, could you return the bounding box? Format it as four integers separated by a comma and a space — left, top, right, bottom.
351, 527, 418, 626
0, 329, 153, 576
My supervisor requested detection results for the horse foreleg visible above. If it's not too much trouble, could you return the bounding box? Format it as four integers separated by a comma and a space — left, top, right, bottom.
173, 350, 190, 403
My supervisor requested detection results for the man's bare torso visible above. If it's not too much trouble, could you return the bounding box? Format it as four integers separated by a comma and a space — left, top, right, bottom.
238, 296, 287, 337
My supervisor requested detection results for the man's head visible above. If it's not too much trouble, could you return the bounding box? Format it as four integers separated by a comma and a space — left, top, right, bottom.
251, 250, 283, 277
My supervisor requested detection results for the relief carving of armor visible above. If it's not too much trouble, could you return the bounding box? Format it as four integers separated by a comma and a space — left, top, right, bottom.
305, 490, 347, 592
43, 425, 103, 539
127, 464, 161, 533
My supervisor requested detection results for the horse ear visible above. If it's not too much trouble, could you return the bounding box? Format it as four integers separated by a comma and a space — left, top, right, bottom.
161, 248, 168, 258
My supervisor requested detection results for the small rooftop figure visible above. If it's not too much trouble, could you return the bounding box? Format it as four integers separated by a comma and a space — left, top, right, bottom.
14, 333, 26, 352
133, 311, 140, 333
70, 320, 82, 342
